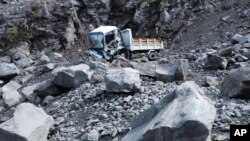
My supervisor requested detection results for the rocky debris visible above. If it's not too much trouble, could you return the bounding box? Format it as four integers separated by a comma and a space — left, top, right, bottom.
131, 61, 157, 77
43, 63, 55, 72
89, 61, 109, 71
0, 103, 54, 141
53, 69, 75, 89
156, 59, 189, 82
15, 57, 34, 68
1, 81, 22, 107
21, 83, 40, 103
221, 67, 250, 99
52, 64, 93, 88
0, 63, 19, 80
34, 80, 63, 98
0, 128, 28, 141
231, 34, 249, 44
218, 47, 235, 57
38, 55, 50, 65
0, 56, 11, 63
8, 42, 30, 59
82, 129, 100, 141
1, 81, 22, 93
105, 68, 141, 93
123, 81, 216, 141
205, 76, 219, 87
205, 54, 227, 70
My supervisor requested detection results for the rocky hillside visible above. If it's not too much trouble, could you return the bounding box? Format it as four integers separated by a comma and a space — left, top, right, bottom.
0, 0, 250, 141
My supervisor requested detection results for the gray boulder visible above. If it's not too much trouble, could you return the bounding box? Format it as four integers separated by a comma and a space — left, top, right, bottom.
43, 63, 55, 72
205, 54, 227, 70
0, 103, 54, 141
0, 63, 19, 80
34, 80, 62, 97
132, 61, 158, 77
123, 81, 216, 141
15, 58, 34, 68
2, 91, 22, 107
0, 56, 11, 63
52, 64, 93, 88
89, 61, 109, 71
105, 68, 141, 93
1, 81, 22, 93
1, 81, 22, 107
221, 67, 250, 99
231, 34, 249, 44
53, 69, 75, 88
156, 59, 189, 82
21, 83, 40, 103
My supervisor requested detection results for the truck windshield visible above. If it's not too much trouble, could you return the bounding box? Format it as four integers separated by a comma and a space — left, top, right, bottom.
89, 32, 104, 49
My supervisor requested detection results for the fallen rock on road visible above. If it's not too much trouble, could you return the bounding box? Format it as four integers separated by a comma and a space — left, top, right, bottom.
123, 81, 216, 141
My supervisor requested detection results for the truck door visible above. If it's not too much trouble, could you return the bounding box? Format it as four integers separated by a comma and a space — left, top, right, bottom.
121, 29, 132, 50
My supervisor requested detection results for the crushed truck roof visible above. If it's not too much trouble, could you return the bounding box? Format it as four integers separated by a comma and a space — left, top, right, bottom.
90, 26, 117, 34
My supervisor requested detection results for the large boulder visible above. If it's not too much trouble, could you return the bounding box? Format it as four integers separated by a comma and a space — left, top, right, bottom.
221, 67, 250, 99
156, 59, 189, 82
123, 81, 216, 141
0, 63, 19, 80
53, 69, 75, 88
0, 103, 54, 141
52, 64, 93, 88
34, 80, 63, 97
132, 61, 158, 77
105, 68, 141, 93
204, 54, 227, 70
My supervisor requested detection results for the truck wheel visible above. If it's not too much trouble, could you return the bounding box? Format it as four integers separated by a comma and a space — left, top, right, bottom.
148, 52, 158, 61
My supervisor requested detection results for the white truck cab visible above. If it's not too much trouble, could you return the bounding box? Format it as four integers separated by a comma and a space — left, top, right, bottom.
89, 26, 164, 60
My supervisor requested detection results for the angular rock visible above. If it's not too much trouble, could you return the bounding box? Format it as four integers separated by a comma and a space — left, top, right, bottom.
89, 61, 109, 71
205, 54, 227, 70
156, 59, 189, 82
8, 42, 30, 57
221, 67, 250, 99
123, 81, 216, 141
34, 80, 63, 97
15, 58, 34, 68
105, 68, 141, 93
231, 34, 248, 44
0, 63, 19, 80
52, 64, 93, 88
43, 63, 55, 72
132, 61, 157, 77
39, 55, 50, 65
0, 56, 11, 63
218, 47, 234, 57
2, 81, 22, 93
205, 76, 219, 87
2, 91, 22, 107
53, 69, 75, 88
21, 83, 40, 102
0, 103, 54, 141
240, 48, 250, 59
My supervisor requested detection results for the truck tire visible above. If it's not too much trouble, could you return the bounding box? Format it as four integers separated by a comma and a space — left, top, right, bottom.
148, 52, 158, 61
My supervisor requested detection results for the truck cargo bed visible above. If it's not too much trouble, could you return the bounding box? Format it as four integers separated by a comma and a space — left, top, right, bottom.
130, 38, 164, 51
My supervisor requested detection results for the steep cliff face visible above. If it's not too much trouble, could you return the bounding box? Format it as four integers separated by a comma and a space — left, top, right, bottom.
0, 0, 248, 53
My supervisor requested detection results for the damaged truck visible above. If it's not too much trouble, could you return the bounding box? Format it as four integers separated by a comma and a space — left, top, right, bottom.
89, 26, 164, 60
